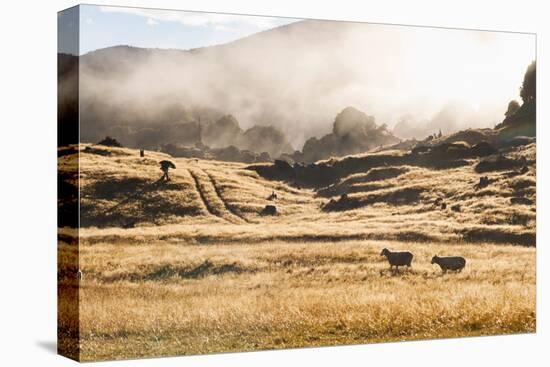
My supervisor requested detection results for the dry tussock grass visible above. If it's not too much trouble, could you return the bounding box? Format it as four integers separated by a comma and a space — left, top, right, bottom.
61, 143, 535, 246
57, 144, 536, 360
66, 240, 535, 361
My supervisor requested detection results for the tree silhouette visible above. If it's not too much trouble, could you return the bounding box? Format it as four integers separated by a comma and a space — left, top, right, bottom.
97, 136, 122, 147
520, 61, 536, 103
505, 100, 520, 118
159, 160, 176, 181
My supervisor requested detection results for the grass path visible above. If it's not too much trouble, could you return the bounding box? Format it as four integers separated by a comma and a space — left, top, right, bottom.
205, 169, 251, 223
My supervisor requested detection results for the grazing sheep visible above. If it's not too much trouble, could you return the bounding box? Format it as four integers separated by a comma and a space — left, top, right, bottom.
260, 205, 277, 216
475, 176, 490, 190
380, 248, 413, 273
431, 255, 466, 273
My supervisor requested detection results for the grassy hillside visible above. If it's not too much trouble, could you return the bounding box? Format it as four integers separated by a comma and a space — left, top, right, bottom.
58, 142, 536, 361
60, 141, 535, 246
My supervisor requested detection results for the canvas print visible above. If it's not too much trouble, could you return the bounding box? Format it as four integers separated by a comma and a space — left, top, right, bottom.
58, 4, 536, 362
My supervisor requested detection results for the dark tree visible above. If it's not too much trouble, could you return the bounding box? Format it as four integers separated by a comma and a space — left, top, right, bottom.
520, 61, 536, 103
97, 136, 123, 147
505, 100, 521, 118
159, 160, 176, 181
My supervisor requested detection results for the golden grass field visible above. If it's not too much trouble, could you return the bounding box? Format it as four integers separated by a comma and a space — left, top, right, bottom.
58, 143, 536, 361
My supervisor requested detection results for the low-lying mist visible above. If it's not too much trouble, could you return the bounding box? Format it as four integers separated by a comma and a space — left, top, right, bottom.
74, 19, 535, 152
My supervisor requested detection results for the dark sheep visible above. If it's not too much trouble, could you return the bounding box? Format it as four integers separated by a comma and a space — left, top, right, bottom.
431, 255, 466, 273
260, 205, 277, 216
267, 191, 278, 200
380, 248, 413, 273
475, 176, 490, 190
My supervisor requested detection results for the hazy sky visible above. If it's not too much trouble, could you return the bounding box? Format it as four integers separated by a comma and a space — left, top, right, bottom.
75, 5, 299, 54
60, 5, 535, 144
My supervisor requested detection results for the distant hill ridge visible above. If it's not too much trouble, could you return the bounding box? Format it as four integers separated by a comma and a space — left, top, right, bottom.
59, 19, 402, 158
59, 21, 535, 163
